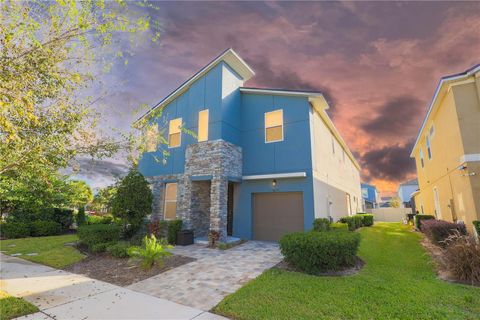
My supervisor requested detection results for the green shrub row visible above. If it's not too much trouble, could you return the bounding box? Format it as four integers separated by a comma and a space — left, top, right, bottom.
7, 208, 73, 230
415, 214, 435, 230
280, 231, 360, 274
0, 221, 62, 239
85, 215, 113, 225
77, 224, 121, 252
339, 214, 374, 231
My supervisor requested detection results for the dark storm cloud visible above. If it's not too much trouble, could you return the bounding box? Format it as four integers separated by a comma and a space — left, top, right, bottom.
75, 158, 129, 181
361, 139, 416, 182
247, 55, 337, 108
361, 96, 423, 138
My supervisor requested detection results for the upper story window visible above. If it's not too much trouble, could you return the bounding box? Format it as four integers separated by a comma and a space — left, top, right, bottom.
145, 124, 158, 152
332, 137, 335, 154
164, 183, 177, 220
419, 149, 425, 168
265, 109, 283, 143
168, 118, 182, 148
198, 109, 209, 142
429, 125, 435, 138
426, 135, 432, 159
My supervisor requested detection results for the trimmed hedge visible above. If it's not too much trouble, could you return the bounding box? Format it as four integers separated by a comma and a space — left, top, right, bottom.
0, 222, 30, 239
473, 221, 480, 236
340, 216, 358, 231
356, 214, 374, 227
415, 214, 435, 230
279, 231, 360, 274
31, 221, 62, 237
77, 224, 121, 251
313, 218, 331, 232
422, 220, 467, 246
86, 215, 113, 225
76, 207, 86, 226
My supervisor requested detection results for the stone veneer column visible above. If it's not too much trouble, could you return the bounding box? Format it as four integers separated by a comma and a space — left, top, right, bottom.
210, 175, 228, 242
150, 178, 164, 220
178, 175, 193, 230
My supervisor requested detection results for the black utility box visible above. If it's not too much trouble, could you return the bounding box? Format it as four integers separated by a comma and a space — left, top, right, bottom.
176, 229, 194, 246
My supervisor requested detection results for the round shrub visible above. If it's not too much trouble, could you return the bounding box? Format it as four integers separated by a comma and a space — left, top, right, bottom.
31, 221, 62, 237
279, 231, 361, 274
421, 220, 467, 246
0, 222, 31, 239
313, 218, 331, 232
415, 214, 435, 230
77, 224, 121, 251
106, 241, 130, 258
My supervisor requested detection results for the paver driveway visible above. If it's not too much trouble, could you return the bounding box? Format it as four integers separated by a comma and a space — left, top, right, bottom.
127, 241, 283, 311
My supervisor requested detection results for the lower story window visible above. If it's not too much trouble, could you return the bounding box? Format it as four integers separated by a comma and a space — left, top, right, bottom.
164, 183, 177, 220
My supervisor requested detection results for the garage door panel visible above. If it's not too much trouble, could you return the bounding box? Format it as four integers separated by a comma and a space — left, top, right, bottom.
253, 192, 304, 241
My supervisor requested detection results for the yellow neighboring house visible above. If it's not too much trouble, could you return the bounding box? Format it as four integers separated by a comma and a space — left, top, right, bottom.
410, 64, 480, 232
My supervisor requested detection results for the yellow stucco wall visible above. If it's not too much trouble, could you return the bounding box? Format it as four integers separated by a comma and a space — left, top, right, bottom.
412, 76, 480, 231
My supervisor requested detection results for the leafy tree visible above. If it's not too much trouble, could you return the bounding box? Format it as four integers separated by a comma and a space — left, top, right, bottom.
389, 197, 401, 208
90, 185, 117, 214
0, 0, 159, 213
111, 168, 152, 235
76, 207, 86, 226
67, 180, 93, 208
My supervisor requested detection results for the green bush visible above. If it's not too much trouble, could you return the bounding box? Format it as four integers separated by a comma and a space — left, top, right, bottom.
279, 231, 361, 274
77, 224, 121, 251
313, 218, 331, 232
473, 221, 480, 236
90, 242, 114, 253
106, 241, 130, 258
331, 222, 348, 231
340, 216, 357, 231
356, 214, 374, 227
86, 215, 113, 225
0, 222, 30, 239
31, 221, 62, 237
76, 207, 86, 226
37, 208, 73, 230
353, 215, 363, 228
415, 215, 435, 230
127, 234, 172, 269
167, 219, 183, 244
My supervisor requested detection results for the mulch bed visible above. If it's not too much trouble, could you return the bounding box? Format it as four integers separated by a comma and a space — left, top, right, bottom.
64, 254, 195, 287
275, 257, 365, 276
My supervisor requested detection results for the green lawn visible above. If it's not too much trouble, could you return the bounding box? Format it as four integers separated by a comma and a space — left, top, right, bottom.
214, 223, 480, 320
0, 291, 38, 320
0, 234, 84, 268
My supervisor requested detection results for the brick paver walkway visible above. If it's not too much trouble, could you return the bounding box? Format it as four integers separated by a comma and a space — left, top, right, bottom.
127, 241, 282, 311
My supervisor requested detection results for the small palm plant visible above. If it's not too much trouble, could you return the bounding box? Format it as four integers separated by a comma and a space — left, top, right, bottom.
127, 234, 173, 269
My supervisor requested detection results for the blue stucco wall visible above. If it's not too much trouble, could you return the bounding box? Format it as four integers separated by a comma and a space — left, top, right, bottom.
361, 183, 377, 203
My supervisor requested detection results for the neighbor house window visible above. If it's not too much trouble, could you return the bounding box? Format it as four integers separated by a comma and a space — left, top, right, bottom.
265, 109, 283, 143
164, 183, 177, 220
168, 118, 182, 148
419, 149, 424, 168
426, 136, 432, 159
198, 109, 209, 142
429, 125, 435, 138
145, 124, 158, 152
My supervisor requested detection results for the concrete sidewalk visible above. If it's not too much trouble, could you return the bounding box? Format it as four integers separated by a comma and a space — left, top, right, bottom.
0, 254, 227, 320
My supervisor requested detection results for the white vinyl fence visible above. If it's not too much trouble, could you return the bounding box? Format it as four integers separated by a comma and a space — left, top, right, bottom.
366, 207, 412, 222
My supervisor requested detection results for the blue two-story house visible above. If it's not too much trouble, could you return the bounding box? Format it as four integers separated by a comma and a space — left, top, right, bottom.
137, 49, 362, 242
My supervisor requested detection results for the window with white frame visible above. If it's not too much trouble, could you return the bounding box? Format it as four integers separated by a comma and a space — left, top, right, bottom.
164, 183, 177, 220
198, 109, 209, 142
145, 124, 158, 152
429, 125, 435, 138
419, 149, 424, 168
426, 135, 432, 159
265, 109, 283, 143
168, 118, 182, 148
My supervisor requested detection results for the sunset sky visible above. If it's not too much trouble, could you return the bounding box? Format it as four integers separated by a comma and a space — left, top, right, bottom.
77, 1, 480, 195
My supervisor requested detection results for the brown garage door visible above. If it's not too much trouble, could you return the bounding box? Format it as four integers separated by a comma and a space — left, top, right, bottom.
253, 192, 304, 241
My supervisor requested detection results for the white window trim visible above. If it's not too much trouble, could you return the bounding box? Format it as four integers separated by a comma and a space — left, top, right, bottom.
168, 118, 182, 149
163, 183, 178, 220
264, 109, 284, 143
198, 109, 209, 142
426, 135, 432, 160
429, 124, 435, 139
419, 149, 424, 168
